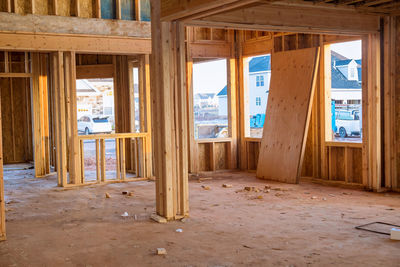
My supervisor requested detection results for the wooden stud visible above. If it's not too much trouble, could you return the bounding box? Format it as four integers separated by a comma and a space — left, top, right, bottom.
121, 138, 126, 180
95, 0, 101, 18
116, 0, 121, 19
80, 139, 85, 183
0, 73, 6, 241
116, 138, 121, 179
135, 0, 141, 21
95, 139, 100, 182
100, 139, 105, 182
65, 52, 81, 185
53, 52, 67, 186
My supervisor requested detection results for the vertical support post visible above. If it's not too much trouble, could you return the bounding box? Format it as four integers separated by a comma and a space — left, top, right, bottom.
95, 0, 101, 18
116, 0, 121, 19
0, 82, 6, 241
227, 34, 238, 169
52, 52, 67, 186
80, 139, 85, 183
135, 0, 141, 21
362, 33, 382, 191
64, 52, 81, 185
96, 139, 100, 182
151, 0, 189, 219
100, 139, 105, 182
121, 138, 126, 180
31, 53, 50, 177
116, 138, 121, 180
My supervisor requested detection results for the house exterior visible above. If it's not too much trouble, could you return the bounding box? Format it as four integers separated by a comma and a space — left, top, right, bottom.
331, 53, 362, 108
194, 93, 217, 108
248, 55, 271, 117
217, 55, 271, 118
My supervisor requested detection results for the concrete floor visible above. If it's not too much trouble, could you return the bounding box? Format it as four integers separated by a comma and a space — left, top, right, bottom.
0, 169, 399, 266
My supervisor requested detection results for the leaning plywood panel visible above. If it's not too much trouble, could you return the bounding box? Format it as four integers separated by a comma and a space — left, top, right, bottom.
256, 47, 320, 184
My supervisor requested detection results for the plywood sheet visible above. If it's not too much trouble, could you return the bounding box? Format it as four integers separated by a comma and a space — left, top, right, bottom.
256, 48, 320, 184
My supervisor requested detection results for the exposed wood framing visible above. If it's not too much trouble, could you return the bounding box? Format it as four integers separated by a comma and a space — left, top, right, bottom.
151, 0, 188, 219
64, 51, 81, 184
0, 12, 151, 38
0, 32, 151, 54
51, 52, 67, 186
188, 5, 380, 34
31, 53, 51, 177
0, 79, 5, 241
76, 64, 114, 79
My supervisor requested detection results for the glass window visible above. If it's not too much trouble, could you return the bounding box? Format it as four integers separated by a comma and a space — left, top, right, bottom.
256, 97, 261, 106
193, 59, 228, 139
243, 54, 271, 138
329, 40, 362, 142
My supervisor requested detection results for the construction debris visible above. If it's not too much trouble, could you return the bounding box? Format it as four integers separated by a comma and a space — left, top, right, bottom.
128, 192, 134, 197
176, 229, 183, 233
257, 195, 263, 200
156, 248, 167, 255
201, 185, 211, 190
105, 192, 111, 198
391, 228, 400, 240
198, 177, 213, 183
151, 214, 167, 223
121, 212, 129, 217
122, 191, 128, 195
222, 184, 232, 188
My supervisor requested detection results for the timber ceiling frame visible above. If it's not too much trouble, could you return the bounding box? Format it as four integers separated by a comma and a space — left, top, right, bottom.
161, 0, 397, 34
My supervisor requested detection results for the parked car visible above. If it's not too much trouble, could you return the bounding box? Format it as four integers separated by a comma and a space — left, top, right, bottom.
334, 110, 361, 138
78, 115, 112, 135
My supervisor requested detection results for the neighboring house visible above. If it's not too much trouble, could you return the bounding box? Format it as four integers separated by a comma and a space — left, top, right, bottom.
248, 55, 271, 116
194, 93, 217, 108
76, 79, 102, 118
217, 86, 228, 117
217, 55, 272, 118
331, 53, 362, 107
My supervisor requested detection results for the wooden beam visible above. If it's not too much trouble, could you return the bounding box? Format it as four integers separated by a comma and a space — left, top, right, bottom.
0, 74, 6, 241
189, 4, 380, 34
0, 12, 151, 38
0, 32, 151, 54
95, 0, 101, 18
65, 52, 81, 185
52, 52, 68, 186
76, 64, 114, 79
161, 0, 260, 21
135, 0, 141, 21
151, 0, 189, 220
31, 53, 50, 177
116, 0, 121, 19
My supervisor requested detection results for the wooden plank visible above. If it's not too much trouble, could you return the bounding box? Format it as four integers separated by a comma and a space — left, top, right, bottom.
151, 1, 189, 219
116, 138, 121, 179
65, 52, 81, 185
95, 0, 101, 18
256, 48, 320, 184
0, 75, 5, 241
135, 0, 141, 21
0, 12, 151, 38
100, 139, 105, 182
53, 52, 67, 186
95, 139, 100, 182
0, 73, 32, 78
121, 138, 126, 180
76, 64, 114, 79
80, 139, 85, 183
0, 32, 151, 55
161, 0, 259, 21
190, 4, 380, 34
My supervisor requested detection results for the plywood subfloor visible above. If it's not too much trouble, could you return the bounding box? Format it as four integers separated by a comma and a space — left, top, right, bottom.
0, 170, 399, 266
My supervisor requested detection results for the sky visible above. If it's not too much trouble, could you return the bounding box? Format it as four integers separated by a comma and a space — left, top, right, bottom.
193, 59, 227, 94
192, 40, 362, 94
330, 40, 362, 60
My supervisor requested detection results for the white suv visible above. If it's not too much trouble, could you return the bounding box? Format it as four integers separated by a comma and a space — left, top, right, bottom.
78, 115, 112, 135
